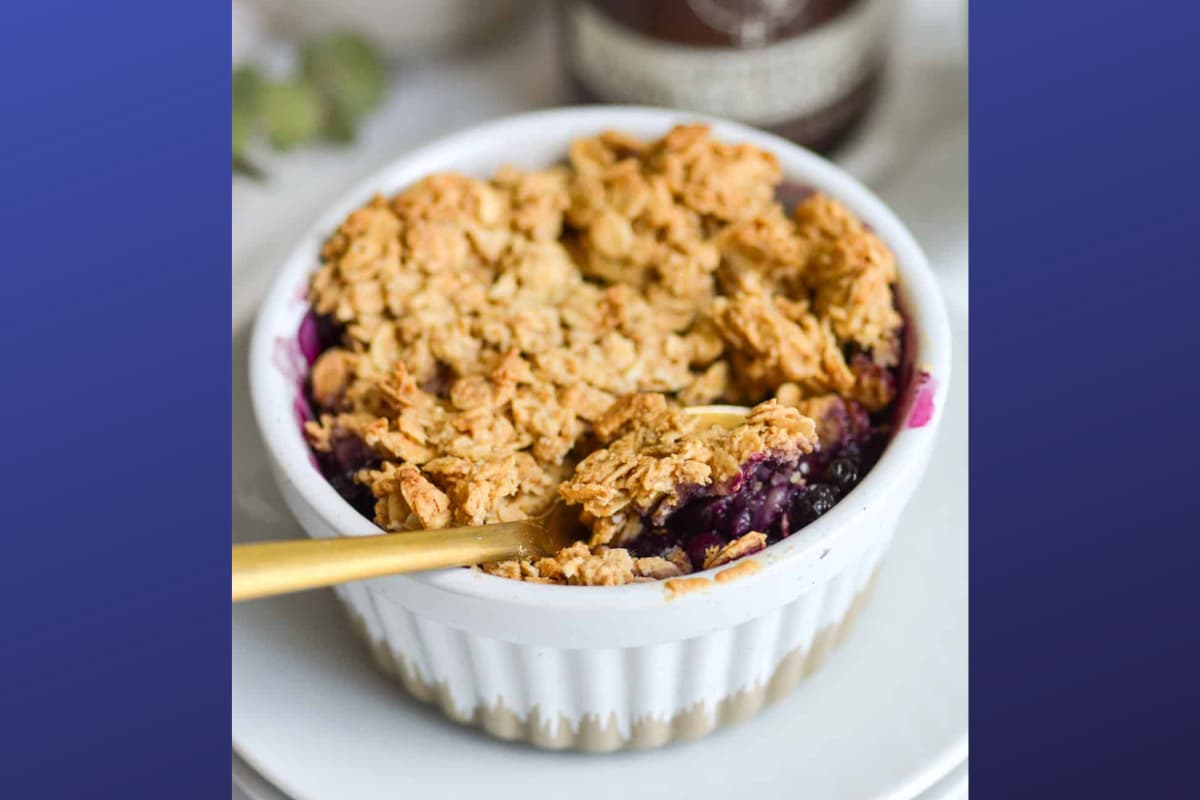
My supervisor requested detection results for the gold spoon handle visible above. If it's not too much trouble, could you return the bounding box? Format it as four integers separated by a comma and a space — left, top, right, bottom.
232, 521, 538, 602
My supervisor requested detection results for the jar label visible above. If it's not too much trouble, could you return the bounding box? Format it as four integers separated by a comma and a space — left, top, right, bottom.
567, 0, 892, 127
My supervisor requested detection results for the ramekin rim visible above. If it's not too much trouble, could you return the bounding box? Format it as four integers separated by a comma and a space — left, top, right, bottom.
248, 105, 952, 611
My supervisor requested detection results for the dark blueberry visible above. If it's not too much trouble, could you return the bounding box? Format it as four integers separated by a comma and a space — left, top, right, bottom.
699, 496, 734, 528
752, 484, 790, 531
728, 505, 753, 538
332, 435, 374, 472
315, 313, 344, 351
790, 483, 838, 528
806, 484, 838, 517
684, 532, 724, 570
686, 499, 736, 538
328, 471, 352, 494
859, 434, 887, 467
629, 530, 680, 558
823, 457, 859, 491
329, 471, 376, 518
664, 503, 699, 534
667, 493, 718, 535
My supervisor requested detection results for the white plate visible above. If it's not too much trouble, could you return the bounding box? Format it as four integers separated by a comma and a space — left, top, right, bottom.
920, 760, 969, 800
233, 754, 968, 800
231, 299, 968, 800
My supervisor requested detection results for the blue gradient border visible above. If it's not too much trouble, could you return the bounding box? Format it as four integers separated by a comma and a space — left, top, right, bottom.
972, 1, 1200, 797
0, 2, 228, 797
0, 0, 1197, 796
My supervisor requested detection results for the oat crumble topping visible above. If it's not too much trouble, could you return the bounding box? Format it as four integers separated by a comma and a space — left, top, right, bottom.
559, 397, 816, 548
302, 125, 904, 585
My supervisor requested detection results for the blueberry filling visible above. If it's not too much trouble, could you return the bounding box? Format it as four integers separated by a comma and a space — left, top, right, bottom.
304, 313, 379, 517
314, 433, 378, 519
312, 312, 344, 352
628, 430, 884, 571
303, 309, 900, 571
823, 457, 859, 491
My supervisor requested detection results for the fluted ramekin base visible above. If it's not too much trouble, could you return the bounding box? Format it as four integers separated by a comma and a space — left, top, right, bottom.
338, 569, 877, 752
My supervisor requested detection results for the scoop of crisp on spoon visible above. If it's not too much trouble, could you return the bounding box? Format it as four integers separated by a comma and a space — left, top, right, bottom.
231, 405, 751, 602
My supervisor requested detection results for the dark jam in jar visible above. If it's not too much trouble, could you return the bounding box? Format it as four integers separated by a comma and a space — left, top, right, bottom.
559, 0, 893, 153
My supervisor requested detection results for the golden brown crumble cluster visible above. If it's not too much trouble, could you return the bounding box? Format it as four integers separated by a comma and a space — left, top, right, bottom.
303, 125, 901, 585
559, 395, 815, 549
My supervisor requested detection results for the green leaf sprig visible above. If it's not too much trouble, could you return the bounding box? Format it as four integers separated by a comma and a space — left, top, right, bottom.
233, 32, 386, 177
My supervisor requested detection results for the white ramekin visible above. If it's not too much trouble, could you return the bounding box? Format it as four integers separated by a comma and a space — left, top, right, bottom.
248, 107, 951, 752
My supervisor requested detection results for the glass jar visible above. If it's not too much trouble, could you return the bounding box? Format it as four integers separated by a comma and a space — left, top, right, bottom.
559, 0, 894, 153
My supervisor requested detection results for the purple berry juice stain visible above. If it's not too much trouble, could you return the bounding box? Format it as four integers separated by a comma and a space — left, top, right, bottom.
272, 336, 306, 384
296, 311, 322, 365
907, 371, 936, 428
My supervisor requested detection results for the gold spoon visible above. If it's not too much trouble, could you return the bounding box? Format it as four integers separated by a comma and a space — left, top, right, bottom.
232, 405, 749, 602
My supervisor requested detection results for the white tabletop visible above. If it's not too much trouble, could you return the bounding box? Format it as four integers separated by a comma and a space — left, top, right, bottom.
232, 1, 967, 796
